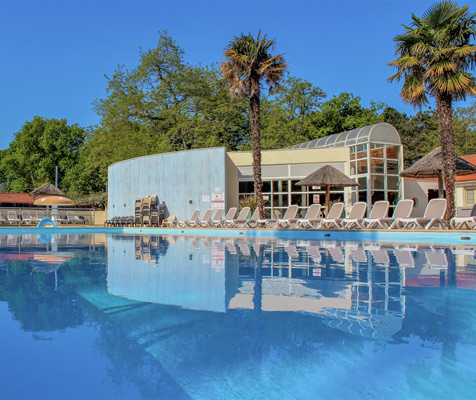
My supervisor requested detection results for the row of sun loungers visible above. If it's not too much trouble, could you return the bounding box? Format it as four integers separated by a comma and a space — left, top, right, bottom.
163, 198, 469, 230
0, 210, 85, 225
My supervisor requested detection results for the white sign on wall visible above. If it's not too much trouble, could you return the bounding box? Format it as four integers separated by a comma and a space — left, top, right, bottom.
212, 192, 225, 209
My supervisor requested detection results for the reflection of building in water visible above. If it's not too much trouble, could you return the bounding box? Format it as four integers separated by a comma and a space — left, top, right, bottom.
106, 235, 476, 339
229, 240, 406, 340
107, 235, 238, 313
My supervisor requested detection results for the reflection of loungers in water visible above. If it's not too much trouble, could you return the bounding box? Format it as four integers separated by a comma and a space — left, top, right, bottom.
191, 238, 201, 251
7, 235, 18, 247
237, 242, 251, 256
328, 247, 345, 263
351, 249, 367, 264
305, 246, 322, 263
225, 240, 238, 255
425, 249, 448, 269
319, 241, 344, 263
286, 244, 299, 259
212, 240, 224, 252
394, 248, 415, 268
370, 249, 390, 266
451, 247, 475, 256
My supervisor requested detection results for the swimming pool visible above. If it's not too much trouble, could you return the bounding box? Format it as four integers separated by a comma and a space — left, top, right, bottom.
1, 232, 475, 399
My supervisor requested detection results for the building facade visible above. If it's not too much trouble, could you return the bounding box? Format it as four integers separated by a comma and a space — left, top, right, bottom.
107, 123, 404, 219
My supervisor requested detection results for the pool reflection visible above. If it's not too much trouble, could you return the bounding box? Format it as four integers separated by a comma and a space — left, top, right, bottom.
106, 234, 476, 340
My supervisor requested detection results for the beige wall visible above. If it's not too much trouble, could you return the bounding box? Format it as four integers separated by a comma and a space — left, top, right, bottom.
403, 180, 438, 217
227, 147, 349, 166
226, 148, 351, 209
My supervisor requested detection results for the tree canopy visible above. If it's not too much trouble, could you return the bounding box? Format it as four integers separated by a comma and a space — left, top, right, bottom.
1, 30, 476, 205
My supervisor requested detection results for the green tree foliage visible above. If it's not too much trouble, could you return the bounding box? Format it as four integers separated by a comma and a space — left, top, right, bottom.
382, 107, 439, 167
389, 0, 476, 219
88, 31, 249, 178
314, 93, 385, 136
0, 116, 86, 193
261, 76, 326, 149
454, 101, 476, 155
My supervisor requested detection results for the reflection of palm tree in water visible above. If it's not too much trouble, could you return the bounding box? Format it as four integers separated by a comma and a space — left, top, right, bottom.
442, 248, 457, 369
252, 244, 264, 360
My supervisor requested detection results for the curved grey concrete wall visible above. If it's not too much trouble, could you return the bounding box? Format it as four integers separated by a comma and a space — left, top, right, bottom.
108, 147, 227, 220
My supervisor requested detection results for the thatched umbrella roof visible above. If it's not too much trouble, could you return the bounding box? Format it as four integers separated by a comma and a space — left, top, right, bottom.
296, 165, 358, 211
296, 165, 359, 187
400, 147, 476, 178
400, 147, 476, 196
30, 183, 65, 198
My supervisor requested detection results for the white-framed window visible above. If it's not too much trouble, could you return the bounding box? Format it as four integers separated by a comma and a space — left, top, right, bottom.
466, 187, 476, 206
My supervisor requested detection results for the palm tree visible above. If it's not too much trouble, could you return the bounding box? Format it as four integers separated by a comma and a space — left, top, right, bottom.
388, 1, 476, 219
221, 32, 287, 218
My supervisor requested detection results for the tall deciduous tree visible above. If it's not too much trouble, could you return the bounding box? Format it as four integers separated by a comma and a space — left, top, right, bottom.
0, 116, 86, 193
221, 32, 287, 218
389, 1, 476, 219
91, 31, 249, 175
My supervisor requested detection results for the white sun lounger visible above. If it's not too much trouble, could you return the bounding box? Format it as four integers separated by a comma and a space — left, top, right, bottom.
21, 210, 35, 225
294, 204, 322, 229
321, 202, 366, 229
450, 204, 476, 230
242, 209, 261, 228
170, 209, 200, 227
339, 202, 370, 229
224, 207, 250, 228
212, 207, 237, 227
395, 198, 447, 230
358, 201, 390, 229
313, 203, 345, 229
200, 208, 224, 227
374, 199, 414, 229
7, 211, 21, 224
256, 205, 299, 229
191, 209, 213, 227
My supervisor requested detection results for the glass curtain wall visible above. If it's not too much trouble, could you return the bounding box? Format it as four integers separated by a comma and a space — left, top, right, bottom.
239, 180, 344, 218
350, 143, 402, 213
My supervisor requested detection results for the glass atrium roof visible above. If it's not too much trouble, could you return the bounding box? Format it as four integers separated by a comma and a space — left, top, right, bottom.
286, 123, 401, 150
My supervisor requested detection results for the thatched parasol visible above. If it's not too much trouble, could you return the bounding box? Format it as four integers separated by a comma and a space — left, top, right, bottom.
296, 165, 358, 210
400, 147, 476, 197
30, 182, 65, 198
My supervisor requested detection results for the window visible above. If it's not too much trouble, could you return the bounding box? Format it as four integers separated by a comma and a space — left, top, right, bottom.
386, 146, 399, 159
356, 144, 367, 159
370, 159, 385, 174
387, 176, 400, 191
387, 161, 399, 175
369, 143, 384, 158
466, 187, 476, 205
357, 159, 368, 174
358, 176, 367, 190
239, 181, 254, 194
371, 175, 385, 190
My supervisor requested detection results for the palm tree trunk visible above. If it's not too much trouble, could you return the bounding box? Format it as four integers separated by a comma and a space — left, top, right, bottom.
250, 76, 264, 218
436, 91, 456, 220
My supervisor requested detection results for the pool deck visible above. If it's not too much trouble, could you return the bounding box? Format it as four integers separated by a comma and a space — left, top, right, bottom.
0, 225, 475, 246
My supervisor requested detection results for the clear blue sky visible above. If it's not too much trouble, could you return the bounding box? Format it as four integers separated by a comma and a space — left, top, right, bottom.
1, 0, 474, 150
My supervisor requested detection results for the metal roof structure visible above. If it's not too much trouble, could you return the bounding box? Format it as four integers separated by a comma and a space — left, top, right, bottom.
286, 122, 401, 150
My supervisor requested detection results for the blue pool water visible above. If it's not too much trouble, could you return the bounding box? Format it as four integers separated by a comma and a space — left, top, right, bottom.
1, 232, 476, 399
